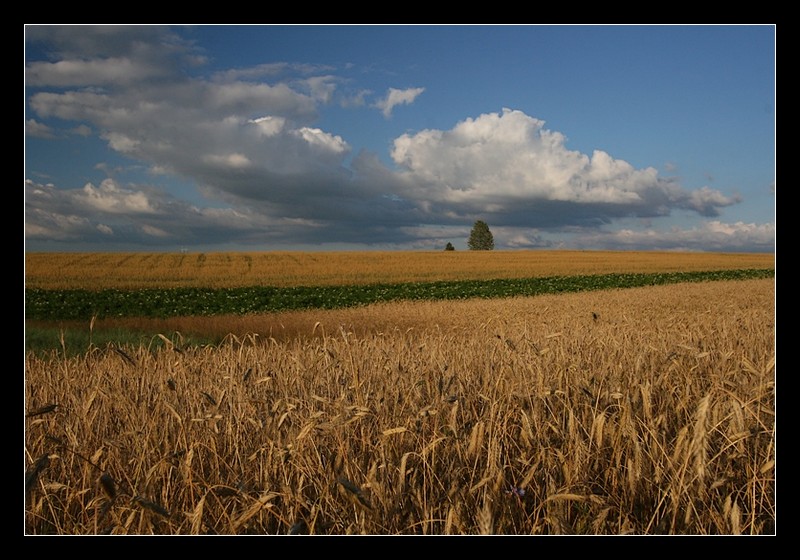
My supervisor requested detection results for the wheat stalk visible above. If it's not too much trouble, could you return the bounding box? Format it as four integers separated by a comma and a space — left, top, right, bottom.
691, 393, 712, 484
478, 499, 493, 535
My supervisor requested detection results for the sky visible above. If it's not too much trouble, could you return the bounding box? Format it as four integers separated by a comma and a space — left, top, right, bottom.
24, 24, 776, 253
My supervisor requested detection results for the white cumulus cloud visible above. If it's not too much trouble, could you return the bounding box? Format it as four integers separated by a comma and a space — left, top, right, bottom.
375, 87, 425, 118
292, 127, 349, 155
390, 108, 739, 222
79, 179, 158, 214
26, 119, 56, 139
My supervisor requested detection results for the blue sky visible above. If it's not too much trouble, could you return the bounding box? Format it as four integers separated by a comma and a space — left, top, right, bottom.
24, 24, 775, 252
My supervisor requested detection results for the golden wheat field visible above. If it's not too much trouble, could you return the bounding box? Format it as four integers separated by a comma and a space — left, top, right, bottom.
24, 276, 775, 535
24, 250, 774, 290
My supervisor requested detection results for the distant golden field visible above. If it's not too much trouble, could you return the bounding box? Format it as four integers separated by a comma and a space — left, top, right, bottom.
25, 279, 775, 535
24, 250, 775, 290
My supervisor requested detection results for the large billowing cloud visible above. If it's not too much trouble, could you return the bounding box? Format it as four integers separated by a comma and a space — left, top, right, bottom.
24, 26, 769, 252
390, 108, 740, 225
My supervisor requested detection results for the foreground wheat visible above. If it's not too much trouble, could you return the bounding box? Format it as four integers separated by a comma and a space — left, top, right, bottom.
24, 279, 775, 535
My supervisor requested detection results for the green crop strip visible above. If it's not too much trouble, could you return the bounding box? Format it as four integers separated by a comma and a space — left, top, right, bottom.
25, 269, 774, 321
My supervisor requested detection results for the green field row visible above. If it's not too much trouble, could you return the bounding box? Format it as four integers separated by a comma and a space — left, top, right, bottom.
25, 269, 775, 321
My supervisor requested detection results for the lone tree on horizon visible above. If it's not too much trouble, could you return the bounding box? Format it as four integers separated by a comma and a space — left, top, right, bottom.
468, 220, 494, 251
